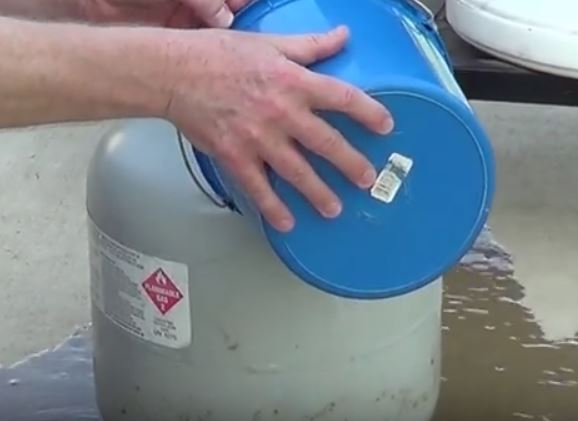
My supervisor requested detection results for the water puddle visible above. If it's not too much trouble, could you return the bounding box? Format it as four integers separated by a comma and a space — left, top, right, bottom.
434, 227, 578, 421
434, 266, 578, 421
0, 326, 100, 421
1, 227, 577, 420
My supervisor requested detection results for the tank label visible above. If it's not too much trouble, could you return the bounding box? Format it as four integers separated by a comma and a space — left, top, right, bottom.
88, 218, 191, 349
370, 153, 413, 203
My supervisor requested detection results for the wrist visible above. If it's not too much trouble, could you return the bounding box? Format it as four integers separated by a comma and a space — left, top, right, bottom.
45, 23, 177, 120
96, 25, 179, 119
157, 29, 220, 120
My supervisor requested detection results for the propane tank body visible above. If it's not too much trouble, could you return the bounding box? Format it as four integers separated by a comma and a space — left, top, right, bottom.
87, 118, 443, 421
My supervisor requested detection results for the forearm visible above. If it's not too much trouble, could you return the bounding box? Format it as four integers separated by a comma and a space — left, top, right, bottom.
0, 17, 175, 128
0, 0, 89, 21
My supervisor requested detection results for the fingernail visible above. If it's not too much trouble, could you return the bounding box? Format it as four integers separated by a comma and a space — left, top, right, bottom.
327, 25, 348, 38
379, 115, 395, 134
277, 217, 295, 232
323, 201, 342, 218
213, 6, 234, 28
360, 168, 377, 188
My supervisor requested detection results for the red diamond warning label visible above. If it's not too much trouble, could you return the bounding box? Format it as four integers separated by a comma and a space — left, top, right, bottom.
142, 268, 183, 315
90, 219, 191, 349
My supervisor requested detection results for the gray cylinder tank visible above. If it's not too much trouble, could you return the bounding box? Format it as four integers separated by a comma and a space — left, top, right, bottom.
86, 118, 443, 421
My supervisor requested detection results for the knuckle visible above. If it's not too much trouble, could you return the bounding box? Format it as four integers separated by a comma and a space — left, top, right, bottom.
306, 34, 324, 48
270, 61, 304, 88
286, 163, 310, 185
260, 97, 291, 122
235, 123, 264, 143
258, 63, 305, 122
314, 129, 343, 155
337, 85, 357, 109
271, 100, 291, 120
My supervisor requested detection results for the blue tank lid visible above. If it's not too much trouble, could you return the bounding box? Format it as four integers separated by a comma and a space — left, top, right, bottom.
262, 84, 494, 299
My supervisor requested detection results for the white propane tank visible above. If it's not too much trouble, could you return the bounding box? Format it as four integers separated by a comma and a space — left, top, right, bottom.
86, 118, 443, 421
446, 0, 578, 78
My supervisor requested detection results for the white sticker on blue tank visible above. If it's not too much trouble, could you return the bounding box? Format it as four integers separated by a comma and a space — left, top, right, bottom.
88, 218, 191, 349
370, 153, 413, 203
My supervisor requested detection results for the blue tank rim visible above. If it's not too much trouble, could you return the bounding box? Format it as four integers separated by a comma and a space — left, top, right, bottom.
231, 0, 435, 31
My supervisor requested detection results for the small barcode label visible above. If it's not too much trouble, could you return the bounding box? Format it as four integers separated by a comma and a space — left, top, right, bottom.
370, 153, 413, 203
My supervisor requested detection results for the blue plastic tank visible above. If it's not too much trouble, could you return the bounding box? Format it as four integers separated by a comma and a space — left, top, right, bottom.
194, 0, 495, 299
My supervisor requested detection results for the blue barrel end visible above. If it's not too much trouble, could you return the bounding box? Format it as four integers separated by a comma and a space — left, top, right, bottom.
194, 0, 495, 299
264, 84, 494, 299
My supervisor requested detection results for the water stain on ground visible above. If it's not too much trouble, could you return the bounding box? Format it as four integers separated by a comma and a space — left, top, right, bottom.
434, 267, 578, 421
1, 243, 578, 420
0, 326, 100, 421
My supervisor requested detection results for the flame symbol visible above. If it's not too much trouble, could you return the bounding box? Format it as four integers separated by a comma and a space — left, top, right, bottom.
155, 270, 168, 286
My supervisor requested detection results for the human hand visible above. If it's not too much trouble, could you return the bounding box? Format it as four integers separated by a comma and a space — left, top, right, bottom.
164, 26, 394, 232
86, 0, 250, 28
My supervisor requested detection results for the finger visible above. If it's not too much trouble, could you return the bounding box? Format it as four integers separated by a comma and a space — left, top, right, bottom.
265, 25, 349, 66
222, 153, 295, 232
287, 113, 377, 189
304, 72, 394, 134
166, 4, 203, 28
181, 0, 233, 28
258, 135, 342, 219
226, 0, 251, 12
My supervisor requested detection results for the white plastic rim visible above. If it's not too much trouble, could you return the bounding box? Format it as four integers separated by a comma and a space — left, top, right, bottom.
446, 0, 578, 79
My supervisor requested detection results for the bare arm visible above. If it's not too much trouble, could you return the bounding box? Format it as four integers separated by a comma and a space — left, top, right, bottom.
0, 0, 249, 28
0, 14, 391, 230
0, 16, 172, 127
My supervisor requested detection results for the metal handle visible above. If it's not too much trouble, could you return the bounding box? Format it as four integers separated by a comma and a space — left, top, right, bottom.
176, 129, 230, 209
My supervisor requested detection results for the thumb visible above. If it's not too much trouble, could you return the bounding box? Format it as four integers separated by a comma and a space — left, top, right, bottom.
267, 26, 350, 65
182, 0, 234, 28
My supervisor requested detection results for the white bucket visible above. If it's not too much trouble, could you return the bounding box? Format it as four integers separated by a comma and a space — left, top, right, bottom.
447, 0, 578, 78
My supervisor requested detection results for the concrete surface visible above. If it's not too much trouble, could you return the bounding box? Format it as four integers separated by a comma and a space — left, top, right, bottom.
0, 121, 115, 364
479, 103, 578, 344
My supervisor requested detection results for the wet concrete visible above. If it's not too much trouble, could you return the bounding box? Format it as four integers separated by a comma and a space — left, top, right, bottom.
435, 269, 578, 421
0, 327, 99, 421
